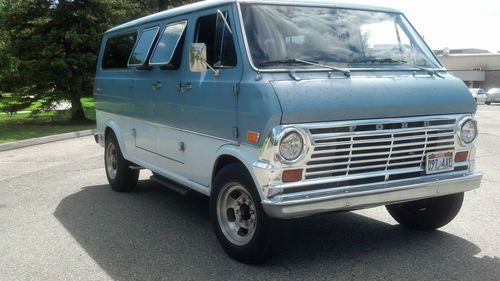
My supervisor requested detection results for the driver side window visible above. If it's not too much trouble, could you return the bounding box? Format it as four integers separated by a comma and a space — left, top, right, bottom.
195, 11, 237, 68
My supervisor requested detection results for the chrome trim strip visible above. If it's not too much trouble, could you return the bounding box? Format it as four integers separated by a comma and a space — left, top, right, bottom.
314, 132, 454, 146
274, 167, 424, 189
311, 140, 453, 154
136, 146, 184, 164
261, 172, 482, 219
305, 160, 423, 176
308, 154, 429, 168
299, 114, 464, 130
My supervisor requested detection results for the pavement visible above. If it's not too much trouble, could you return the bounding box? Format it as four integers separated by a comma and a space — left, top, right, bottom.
0, 105, 499, 281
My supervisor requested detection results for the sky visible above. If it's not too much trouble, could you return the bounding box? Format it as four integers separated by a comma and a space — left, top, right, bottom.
350, 0, 500, 53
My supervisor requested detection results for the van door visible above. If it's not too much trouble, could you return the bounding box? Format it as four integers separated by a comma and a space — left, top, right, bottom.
150, 20, 189, 165
180, 8, 242, 186
129, 25, 161, 157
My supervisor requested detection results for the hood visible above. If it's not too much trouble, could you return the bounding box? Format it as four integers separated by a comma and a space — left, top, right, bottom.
271, 76, 476, 124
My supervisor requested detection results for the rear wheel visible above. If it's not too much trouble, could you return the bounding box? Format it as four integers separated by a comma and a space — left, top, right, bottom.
210, 163, 273, 264
105, 131, 139, 192
386, 193, 464, 230
486, 101, 491, 105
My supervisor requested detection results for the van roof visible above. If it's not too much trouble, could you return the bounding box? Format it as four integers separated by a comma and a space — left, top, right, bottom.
105, 0, 402, 34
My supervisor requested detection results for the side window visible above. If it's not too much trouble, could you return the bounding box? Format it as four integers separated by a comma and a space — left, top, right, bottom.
150, 21, 188, 69
129, 27, 160, 66
195, 11, 237, 68
102, 32, 137, 70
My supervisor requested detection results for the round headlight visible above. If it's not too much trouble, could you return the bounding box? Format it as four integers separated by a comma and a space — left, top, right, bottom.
279, 131, 304, 162
460, 119, 477, 144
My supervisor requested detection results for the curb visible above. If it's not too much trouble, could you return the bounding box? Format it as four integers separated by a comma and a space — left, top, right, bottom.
0, 129, 96, 152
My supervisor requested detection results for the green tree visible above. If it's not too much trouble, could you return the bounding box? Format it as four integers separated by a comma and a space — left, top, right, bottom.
0, 0, 141, 121
137, 0, 200, 13
0, 0, 17, 96
0, 0, 199, 121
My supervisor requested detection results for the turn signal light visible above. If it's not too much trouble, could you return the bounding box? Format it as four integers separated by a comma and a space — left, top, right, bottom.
454, 151, 469, 162
282, 169, 303, 183
247, 131, 260, 143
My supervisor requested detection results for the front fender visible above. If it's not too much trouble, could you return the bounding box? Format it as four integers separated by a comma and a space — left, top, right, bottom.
214, 144, 278, 201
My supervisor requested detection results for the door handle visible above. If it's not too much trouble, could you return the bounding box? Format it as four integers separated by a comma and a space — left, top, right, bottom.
178, 82, 192, 93
152, 81, 162, 90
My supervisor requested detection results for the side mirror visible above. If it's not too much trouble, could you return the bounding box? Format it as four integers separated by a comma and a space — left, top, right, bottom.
189, 43, 220, 76
189, 43, 208, 73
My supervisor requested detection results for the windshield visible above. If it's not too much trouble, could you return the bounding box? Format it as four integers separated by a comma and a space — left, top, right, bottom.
240, 4, 441, 70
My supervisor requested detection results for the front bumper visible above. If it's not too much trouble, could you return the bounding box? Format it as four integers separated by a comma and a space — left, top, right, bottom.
261, 172, 482, 219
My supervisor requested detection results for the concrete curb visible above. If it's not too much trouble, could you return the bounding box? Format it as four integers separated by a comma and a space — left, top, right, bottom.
0, 129, 96, 152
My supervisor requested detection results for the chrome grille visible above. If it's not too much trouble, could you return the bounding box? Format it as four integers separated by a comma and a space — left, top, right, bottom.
304, 117, 458, 181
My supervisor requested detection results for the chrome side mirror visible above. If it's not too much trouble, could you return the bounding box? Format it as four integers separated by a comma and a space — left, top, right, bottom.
189, 43, 207, 72
189, 43, 219, 76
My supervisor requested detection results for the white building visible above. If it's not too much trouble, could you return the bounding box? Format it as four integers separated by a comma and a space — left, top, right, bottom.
437, 53, 500, 90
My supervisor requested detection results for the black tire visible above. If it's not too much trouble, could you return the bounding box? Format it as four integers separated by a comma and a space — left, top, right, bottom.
386, 192, 464, 230
104, 131, 139, 192
210, 163, 273, 264
485, 102, 491, 105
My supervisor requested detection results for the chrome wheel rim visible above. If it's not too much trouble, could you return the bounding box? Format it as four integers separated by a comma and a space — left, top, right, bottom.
217, 183, 257, 246
105, 142, 118, 180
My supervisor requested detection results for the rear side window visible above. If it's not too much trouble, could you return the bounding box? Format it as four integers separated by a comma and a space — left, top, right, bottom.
150, 21, 188, 67
129, 27, 160, 66
102, 32, 137, 70
195, 12, 237, 68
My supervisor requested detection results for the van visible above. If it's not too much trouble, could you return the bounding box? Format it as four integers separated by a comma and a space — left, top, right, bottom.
94, 0, 482, 263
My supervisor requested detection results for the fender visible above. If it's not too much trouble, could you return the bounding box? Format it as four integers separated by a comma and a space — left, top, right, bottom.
214, 143, 276, 201
101, 115, 133, 160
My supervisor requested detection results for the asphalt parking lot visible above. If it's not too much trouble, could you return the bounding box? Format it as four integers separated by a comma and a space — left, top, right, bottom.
1, 105, 499, 281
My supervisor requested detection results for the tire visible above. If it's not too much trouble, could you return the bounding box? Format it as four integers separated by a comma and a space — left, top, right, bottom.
210, 163, 273, 264
104, 131, 139, 192
386, 192, 464, 230
485, 102, 491, 105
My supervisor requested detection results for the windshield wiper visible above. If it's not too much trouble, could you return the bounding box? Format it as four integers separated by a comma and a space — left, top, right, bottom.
399, 60, 445, 78
356, 58, 445, 78
257, 58, 351, 77
294, 58, 350, 77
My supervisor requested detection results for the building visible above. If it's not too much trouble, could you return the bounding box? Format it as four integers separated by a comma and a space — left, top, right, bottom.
435, 49, 500, 90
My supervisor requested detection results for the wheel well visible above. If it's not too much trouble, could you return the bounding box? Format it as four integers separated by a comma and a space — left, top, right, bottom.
212, 155, 245, 184
104, 127, 113, 139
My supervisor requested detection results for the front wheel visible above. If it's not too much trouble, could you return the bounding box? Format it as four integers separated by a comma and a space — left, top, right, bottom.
210, 163, 273, 264
386, 192, 464, 230
485, 101, 491, 105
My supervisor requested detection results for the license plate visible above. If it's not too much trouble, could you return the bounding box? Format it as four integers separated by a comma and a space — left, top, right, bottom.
426, 151, 454, 174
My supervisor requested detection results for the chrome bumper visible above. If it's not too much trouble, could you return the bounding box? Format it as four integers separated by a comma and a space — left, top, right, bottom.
261, 172, 482, 219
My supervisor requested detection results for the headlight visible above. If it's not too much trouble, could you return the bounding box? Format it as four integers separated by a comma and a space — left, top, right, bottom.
459, 119, 477, 145
279, 131, 304, 162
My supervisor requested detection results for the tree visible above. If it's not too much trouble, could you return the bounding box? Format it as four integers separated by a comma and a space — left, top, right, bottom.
0, 0, 199, 121
137, 0, 200, 14
0, 0, 17, 95
0, 0, 141, 122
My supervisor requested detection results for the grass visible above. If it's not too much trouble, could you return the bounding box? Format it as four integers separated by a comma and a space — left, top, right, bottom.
0, 124, 96, 144
0, 96, 96, 144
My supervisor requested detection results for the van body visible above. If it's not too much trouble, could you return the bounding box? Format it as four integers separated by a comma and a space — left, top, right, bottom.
94, 0, 482, 262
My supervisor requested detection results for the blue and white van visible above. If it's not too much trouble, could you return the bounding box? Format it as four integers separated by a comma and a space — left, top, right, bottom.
94, 0, 482, 263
